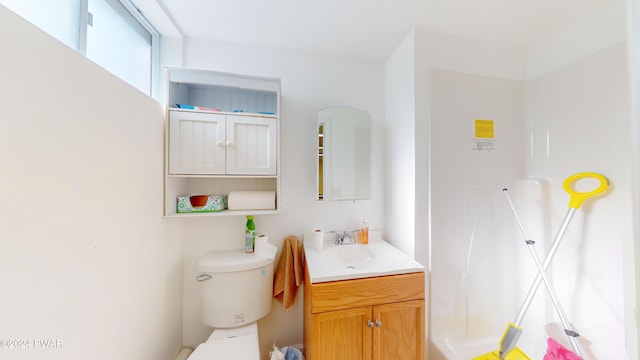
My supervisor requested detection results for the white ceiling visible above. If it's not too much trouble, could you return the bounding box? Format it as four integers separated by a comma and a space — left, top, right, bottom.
133, 0, 612, 62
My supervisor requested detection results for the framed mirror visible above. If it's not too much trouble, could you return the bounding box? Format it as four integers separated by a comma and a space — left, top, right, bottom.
317, 106, 371, 201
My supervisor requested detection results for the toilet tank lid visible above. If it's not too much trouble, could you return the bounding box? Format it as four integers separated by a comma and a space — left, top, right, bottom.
199, 249, 273, 273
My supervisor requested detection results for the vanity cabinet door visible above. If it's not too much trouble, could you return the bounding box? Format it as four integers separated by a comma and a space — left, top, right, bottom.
169, 111, 226, 175
313, 306, 372, 360
225, 115, 276, 175
372, 300, 425, 360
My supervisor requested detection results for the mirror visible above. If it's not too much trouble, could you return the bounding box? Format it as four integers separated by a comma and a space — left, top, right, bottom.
317, 106, 371, 201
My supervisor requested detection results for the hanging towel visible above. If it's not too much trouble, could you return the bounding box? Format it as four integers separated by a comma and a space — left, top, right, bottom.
273, 235, 304, 310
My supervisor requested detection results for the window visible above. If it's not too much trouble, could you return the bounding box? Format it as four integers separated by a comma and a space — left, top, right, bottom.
1, 0, 159, 98
85, 0, 155, 96
1, 0, 80, 49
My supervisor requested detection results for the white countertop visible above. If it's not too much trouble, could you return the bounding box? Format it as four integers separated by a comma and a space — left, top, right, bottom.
303, 231, 425, 283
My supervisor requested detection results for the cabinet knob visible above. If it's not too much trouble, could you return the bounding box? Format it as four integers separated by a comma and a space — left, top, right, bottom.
226, 141, 234, 148
367, 320, 374, 329
375, 319, 382, 328
217, 140, 224, 147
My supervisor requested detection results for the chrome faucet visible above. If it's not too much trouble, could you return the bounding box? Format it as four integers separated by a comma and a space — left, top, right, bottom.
333, 230, 356, 245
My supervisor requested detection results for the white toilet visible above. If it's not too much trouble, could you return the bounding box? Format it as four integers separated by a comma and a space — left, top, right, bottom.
189, 249, 275, 360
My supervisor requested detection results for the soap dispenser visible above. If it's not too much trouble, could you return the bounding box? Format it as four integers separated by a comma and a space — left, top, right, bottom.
360, 217, 369, 244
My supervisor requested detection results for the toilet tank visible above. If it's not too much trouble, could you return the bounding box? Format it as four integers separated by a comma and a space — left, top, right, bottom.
198, 249, 275, 328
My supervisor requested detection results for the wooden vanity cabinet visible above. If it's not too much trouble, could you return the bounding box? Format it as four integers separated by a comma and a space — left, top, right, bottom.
303, 269, 425, 360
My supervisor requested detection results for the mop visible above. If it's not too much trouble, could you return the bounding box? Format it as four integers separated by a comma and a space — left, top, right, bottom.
473, 172, 609, 360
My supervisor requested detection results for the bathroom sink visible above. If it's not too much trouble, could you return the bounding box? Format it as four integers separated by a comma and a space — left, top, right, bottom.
326, 244, 374, 267
303, 231, 425, 283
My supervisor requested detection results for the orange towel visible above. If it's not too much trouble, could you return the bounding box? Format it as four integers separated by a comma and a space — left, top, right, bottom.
273, 235, 304, 310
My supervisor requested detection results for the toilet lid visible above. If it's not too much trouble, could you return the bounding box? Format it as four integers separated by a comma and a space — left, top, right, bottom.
189, 335, 260, 360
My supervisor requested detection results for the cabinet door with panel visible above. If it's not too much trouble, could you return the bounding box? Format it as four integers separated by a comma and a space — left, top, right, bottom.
310, 301, 424, 360
373, 300, 425, 360
226, 115, 276, 175
169, 110, 225, 175
314, 307, 372, 360
169, 111, 277, 176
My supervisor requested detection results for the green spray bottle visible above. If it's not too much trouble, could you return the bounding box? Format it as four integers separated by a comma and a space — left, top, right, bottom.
245, 215, 256, 253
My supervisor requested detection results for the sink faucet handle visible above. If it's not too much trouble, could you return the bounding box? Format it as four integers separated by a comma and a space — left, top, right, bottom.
330, 230, 356, 244
329, 230, 341, 244
342, 231, 355, 244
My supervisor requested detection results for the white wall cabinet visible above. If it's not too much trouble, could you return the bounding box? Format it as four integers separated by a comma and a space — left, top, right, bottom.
164, 68, 281, 217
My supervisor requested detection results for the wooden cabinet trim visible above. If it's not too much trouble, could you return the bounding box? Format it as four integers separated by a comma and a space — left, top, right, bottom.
308, 271, 425, 313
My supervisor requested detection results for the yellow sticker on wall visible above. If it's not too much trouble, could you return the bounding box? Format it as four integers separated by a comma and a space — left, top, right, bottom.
475, 119, 494, 139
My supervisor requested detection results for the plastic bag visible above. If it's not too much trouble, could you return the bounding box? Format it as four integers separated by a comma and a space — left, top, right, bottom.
269, 343, 285, 360
281, 346, 304, 360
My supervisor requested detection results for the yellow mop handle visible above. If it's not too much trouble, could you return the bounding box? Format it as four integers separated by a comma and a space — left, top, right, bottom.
563, 172, 609, 209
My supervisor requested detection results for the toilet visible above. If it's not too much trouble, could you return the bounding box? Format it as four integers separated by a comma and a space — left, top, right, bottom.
189, 249, 275, 360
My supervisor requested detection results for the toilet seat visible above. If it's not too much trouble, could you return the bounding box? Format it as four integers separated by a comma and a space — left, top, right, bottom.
188, 334, 260, 360
207, 323, 258, 341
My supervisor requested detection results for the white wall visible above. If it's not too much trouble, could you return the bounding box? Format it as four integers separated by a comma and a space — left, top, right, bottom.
428, 69, 526, 339
384, 31, 416, 258
525, 42, 631, 359
628, 0, 640, 358
176, 38, 387, 357
385, 29, 526, 266
525, 0, 627, 80
0, 6, 182, 360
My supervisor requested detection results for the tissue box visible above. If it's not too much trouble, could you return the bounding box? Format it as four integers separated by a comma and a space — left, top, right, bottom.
177, 195, 227, 213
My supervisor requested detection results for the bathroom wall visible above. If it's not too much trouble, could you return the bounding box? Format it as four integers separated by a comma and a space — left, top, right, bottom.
384, 31, 416, 259
428, 69, 526, 339
0, 6, 183, 360
174, 38, 387, 356
384, 28, 526, 262
524, 42, 631, 359
628, 0, 640, 357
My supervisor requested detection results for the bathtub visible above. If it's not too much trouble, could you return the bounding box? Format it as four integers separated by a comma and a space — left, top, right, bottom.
429, 179, 551, 360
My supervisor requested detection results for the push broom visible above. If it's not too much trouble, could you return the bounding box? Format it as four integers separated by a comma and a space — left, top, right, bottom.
473, 172, 609, 360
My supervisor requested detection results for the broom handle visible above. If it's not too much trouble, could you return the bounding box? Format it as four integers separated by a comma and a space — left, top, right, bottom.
504, 190, 583, 357
512, 207, 575, 326
514, 172, 608, 324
